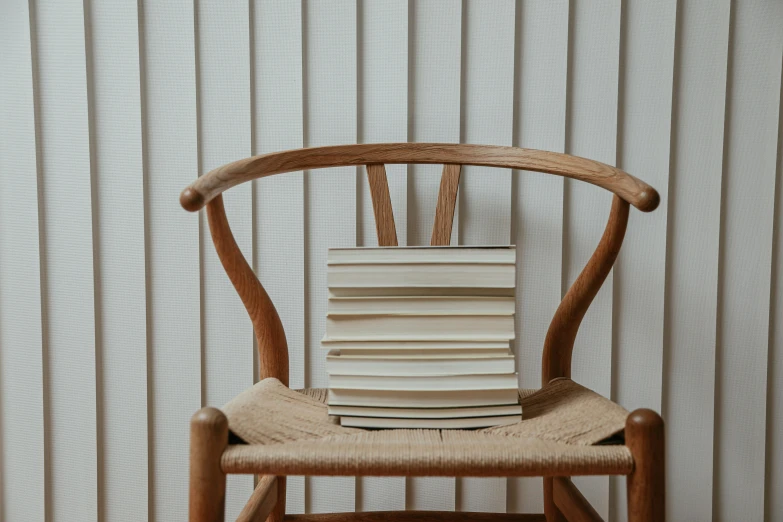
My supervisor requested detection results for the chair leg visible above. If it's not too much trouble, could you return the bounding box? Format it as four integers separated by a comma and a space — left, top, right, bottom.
269, 476, 286, 522
544, 478, 566, 522
190, 407, 229, 522
625, 408, 665, 522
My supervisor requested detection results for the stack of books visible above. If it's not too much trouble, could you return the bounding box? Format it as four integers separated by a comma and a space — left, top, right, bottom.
323, 246, 521, 429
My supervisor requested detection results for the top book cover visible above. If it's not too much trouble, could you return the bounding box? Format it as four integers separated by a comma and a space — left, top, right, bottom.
327, 246, 516, 294
328, 245, 516, 265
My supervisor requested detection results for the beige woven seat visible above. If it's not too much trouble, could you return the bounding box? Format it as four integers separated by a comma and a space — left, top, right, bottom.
181, 143, 666, 522
220, 377, 632, 478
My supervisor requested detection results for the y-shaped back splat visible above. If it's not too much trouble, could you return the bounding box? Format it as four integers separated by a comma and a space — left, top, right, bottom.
431, 164, 461, 246
365, 164, 398, 246
365, 163, 462, 246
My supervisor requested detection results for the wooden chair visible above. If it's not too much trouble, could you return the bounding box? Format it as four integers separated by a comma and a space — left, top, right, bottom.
180, 143, 663, 522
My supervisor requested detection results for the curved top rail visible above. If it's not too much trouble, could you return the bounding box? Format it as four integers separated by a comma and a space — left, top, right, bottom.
180, 143, 659, 212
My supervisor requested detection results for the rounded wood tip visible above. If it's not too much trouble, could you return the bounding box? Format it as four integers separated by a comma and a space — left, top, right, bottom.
180, 187, 205, 212
637, 189, 660, 212
191, 407, 228, 429
626, 408, 664, 429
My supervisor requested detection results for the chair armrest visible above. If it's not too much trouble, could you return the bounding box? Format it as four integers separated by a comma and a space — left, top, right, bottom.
180, 143, 659, 212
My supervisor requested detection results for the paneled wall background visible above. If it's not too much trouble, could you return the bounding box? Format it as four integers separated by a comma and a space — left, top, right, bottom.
0, 0, 781, 520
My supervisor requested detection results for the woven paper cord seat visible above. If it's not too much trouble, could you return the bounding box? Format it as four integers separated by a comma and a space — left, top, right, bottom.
219, 377, 633, 477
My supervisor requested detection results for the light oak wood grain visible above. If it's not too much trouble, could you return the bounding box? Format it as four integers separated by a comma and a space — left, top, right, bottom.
430, 164, 461, 246
189, 408, 228, 522
180, 143, 659, 213
541, 195, 629, 385
366, 164, 398, 246
626, 409, 665, 522
236, 475, 278, 522
543, 478, 567, 522
206, 195, 289, 385
553, 478, 603, 522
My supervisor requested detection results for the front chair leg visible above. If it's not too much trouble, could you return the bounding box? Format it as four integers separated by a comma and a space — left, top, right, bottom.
626, 409, 665, 522
190, 407, 229, 522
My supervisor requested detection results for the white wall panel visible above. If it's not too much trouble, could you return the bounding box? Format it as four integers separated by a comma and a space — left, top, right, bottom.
197, 0, 254, 518
507, 0, 569, 514
356, 0, 408, 510
407, 0, 462, 250
663, 2, 730, 520
32, 0, 97, 519
767, 67, 783, 521
610, 1, 676, 519
457, 0, 515, 513
406, 0, 461, 510
303, 0, 357, 513
714, 3, 782, 520
357, 0, 408, 249
565, 1, 621, 518
252, 0, 307, 514
0, 1, 45, 520
141, 1, 201, 520
613, 0, 676, 426
87, 0, 148, 520
3, 3, 783, 520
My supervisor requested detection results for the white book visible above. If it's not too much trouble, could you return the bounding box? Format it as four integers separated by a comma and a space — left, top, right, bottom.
339, 414, 522, 429
324, 314, 515, 341
327, 295, 515, 315
328, 373, 518, 391
328, 246, 516, 265
328, 387, 520, 408
329, 348, 512, 358
328, 263, 515, 291
325, 350, 515, 375
327, 403, 522, 419
329, 287, 515, 297
320, 339, 510, 351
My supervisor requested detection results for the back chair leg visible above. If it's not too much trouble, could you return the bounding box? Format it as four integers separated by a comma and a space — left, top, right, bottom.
625, 409, 665, 522
190, 407, 229, 522
270, 476, 286, 522
544, 478, 567, 522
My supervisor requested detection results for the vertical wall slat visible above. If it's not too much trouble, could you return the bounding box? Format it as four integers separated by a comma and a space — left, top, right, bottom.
357, 0, 408, 250
141, 0, 201, 519
406, 0, 461, 509
407, 0, 462, 249
767, 61, 783, 521
0, 1, 46, 520
357, 0, 408, 510
507, 0, 569, 514
197, 0, 254, 518
610, 1, 677, 519
662, 1, 730, 520
252, 0, 307, 514
303, 0, 357, 513
613, 0, 677, 422
457, 0, 515, 513
88, 0, 148, 519
714, 2, 782, 520
32, 0, 98, 519
564, 1, 621, 518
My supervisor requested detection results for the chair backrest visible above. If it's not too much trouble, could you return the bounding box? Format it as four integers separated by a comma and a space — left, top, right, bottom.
181, 143, 659, 387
